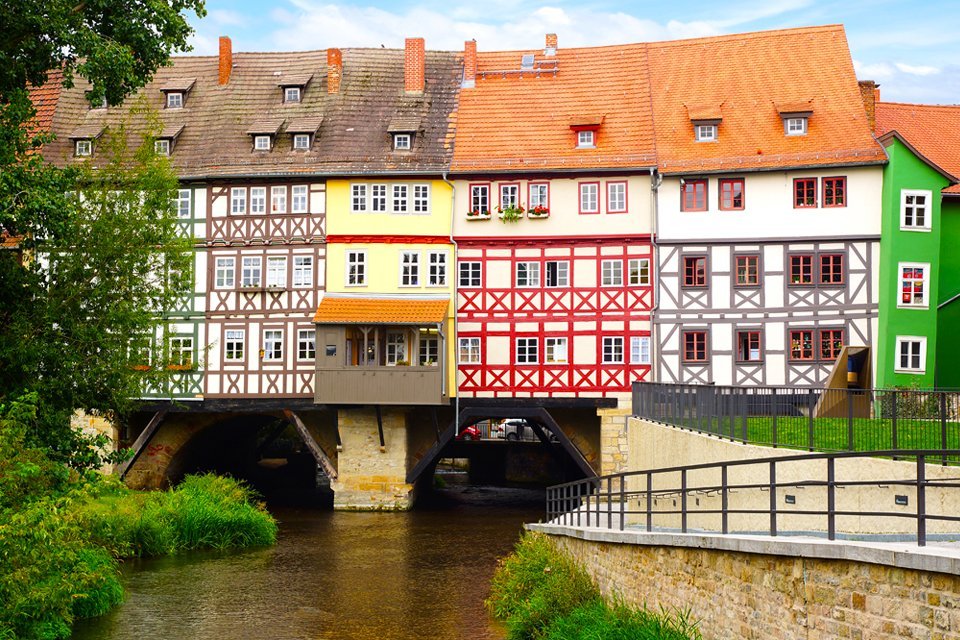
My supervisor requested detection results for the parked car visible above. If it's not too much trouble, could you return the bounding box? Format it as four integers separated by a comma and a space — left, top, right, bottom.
501, 419, 559, 442
456, 425, 482, 441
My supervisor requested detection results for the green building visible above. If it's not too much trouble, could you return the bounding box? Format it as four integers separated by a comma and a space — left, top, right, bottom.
875, 102, 960, 389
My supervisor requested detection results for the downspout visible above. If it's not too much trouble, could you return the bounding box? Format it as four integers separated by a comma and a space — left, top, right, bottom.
650, 167, 662, 382
442, 171, 460, 436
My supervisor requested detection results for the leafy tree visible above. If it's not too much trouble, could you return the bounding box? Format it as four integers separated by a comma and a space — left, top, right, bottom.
0, 0, 204, 461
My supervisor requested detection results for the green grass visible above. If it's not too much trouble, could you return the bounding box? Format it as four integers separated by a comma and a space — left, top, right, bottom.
487, 532, 701, 640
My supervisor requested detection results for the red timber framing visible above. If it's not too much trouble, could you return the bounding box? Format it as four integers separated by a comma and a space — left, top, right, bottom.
455, 235, 654, 397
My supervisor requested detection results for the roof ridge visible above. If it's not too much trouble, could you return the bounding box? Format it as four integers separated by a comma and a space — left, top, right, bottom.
878, 101, 960, 110
649, 24, 844, 48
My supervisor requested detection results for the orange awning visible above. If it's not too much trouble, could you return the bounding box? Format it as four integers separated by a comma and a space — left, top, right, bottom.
314, 295, 449, 325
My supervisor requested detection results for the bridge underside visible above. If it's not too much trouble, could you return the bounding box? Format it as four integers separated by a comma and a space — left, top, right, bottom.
121, 397, 629, 511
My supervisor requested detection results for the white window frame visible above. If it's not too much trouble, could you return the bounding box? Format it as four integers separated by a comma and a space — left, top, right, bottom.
271, 186, 287, 214
785, 117, 807, 136
292, 185, 309, 213
601, 259, 623, 287
579, 183, 599, 213
170, 337, 194, 367
241, 256, 262, 288
371, 184, 388, 212
346, 251, 366, 287
458, 337, 481, 364
293, 134, 310, 150
695, 124, 717, 142
602, 336, 624, 364
545, 260, 569, 288
630, 336, 651, 364
577, 130, 595, 148
400, 251, 420, 287
263, 329, 283, 361
470, 184, 489, 214
292, 255, 313, 288
529, 183, 549, 209
298, 329, 316, 361
516, 337, 539, 364
428, 252, 447, 287
224, 329, 245, 362
231, 187, 247, 214
607, 182, 627, 212
500, 184, 519, 208
394, 133, 411, 150
459, 261, 481, 287
254, 135, 271, 151
628, 258, 650, 286
154, 139, 171, 156
897, 262, 930, 309
418, 329, 439, 366
516, 261, 540, 288
175, 189, 191, 219
284, 86, 301, 103
545, 337, 568, 364
215, 256, 235, 289
75, 139, 92, 156
266, 256, 287, 288
393, 184, 408, 213
166, 92, 184, 108
900, 189, 932, 231
386, 331, 407, 365
351, 184, 368, 212
895, 336, 927, 374
250, 187, 266, 214
413, 184, 430, 214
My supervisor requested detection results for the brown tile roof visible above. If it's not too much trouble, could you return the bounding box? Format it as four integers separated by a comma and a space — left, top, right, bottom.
451, 43, 656, 172
286, 117, 324, 133
647, 25, 886, 174
159, 78, 196, 93
26, 69, 63, 138
314, 295, 449, 324
41, 48, 461, 178
876, 102, 960, 193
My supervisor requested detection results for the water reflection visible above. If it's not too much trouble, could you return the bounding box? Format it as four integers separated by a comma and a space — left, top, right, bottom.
72, 484, 541, 640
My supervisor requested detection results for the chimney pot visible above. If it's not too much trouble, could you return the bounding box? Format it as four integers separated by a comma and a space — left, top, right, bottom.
405, 37, 425, 94
463, 40, 477, 89
327, 48, 343, 94
545, 33, 558, 56
218, 36, 233, 85
858, 79, 879, 132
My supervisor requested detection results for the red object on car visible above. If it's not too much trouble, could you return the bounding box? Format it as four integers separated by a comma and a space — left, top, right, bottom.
456, 425, 481, 441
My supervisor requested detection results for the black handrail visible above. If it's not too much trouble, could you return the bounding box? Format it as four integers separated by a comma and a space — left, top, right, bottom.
545, 449, 960, 547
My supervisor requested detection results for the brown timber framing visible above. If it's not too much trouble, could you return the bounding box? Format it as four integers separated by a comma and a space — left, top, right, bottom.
283, 409, 338, 480
118, 409, 169, 479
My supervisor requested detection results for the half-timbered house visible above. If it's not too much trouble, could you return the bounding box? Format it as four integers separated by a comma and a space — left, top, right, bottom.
650, 26, 887, 387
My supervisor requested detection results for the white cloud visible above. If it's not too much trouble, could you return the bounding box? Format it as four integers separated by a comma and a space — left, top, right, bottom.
853, 60, 895, 79
895, 62, 940, 76
207, 9, 249, 27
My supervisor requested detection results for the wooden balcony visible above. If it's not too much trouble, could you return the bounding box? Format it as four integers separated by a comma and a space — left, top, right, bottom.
314, 364, 445, 405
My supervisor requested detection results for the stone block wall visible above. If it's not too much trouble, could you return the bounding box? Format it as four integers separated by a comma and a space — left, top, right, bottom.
598, 405, 631, 477
333, 407, 415, 510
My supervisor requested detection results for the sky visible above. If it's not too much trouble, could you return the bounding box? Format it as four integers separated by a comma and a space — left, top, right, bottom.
184, 0, 959, 104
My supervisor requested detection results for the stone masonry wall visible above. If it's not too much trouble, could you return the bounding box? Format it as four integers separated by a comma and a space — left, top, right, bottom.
551, 534, 960, 640
598, 406, 631, 477
333, 407, 414, 510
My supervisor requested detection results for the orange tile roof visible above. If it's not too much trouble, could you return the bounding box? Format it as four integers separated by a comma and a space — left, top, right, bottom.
26, 69, 63, 138
314, 295, 449, 324
876, 102, 960, 193
647, 25, 886, 174
451, 43, 656, 172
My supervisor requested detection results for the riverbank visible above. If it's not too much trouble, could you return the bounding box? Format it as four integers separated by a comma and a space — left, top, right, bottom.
487, 531, 702, 640
0, 474, 277, 640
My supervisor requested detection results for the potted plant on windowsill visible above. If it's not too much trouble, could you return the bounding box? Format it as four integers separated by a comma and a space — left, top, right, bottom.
527, 205, 550, 219
466, 208, 491, 220
497, 204, 525, 223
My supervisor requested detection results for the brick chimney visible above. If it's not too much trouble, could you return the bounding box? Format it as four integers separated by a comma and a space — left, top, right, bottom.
545, 33, 558, 56
463, 40, 477, 89
327, 48, 342, 94
218, 36, 233, 85
405, 37, 425, 94
858, 80, 879, 132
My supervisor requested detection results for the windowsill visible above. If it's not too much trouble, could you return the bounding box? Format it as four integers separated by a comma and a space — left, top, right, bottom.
894, 369, 925, 375
897, 303, 930, 310
344, 283, 367, 288
900, 226, 932, 233
238, 286, 264, 292
733, 283, 762, 288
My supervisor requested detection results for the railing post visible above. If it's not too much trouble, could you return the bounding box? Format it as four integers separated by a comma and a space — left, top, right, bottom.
827, 457, 836, 541
772, 390, 779, 447
807, 388, 816, 451
585, 483, 591, 527
891, 392, 899, 460
847, 388, 855, 451
769, 461, 777, 537
607, 476, 613, 530
646, 472, 653, 532
595, 478, 601, 525
941, 393, 949, 467
721, 464, 728, 534
917, 455, 926, 547
740, 388, 748, 443
707, 385, 715, 435
729, 389, 736, 442
681, 468, 688, 533
619, 475, 626, 531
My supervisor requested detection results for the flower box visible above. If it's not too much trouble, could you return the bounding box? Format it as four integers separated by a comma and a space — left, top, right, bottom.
497, 205, 525, 223
466, 210, 491, 220
527, 206, 550, 219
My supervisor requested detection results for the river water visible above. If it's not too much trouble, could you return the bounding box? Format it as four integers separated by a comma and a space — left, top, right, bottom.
72, 482, 542, 640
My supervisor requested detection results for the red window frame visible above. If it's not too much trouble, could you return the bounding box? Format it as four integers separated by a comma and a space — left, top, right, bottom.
469, 182, 491, 215
823, 176, 846, 207
681, 179, 708, 212
578, 181, 600, 215
734, 254, 760, 287
794, 178, 817, 208
682, 331, 708, 362
528, 182, 550, 213
736, 330, 762, 363
819, 329, 844, 361
789, 254, 814, 286
719, 178, 745, 210
606, 180, 628, 214
819, 254, 844, 285
682, 255, 707, 288
789, 329, 815, 361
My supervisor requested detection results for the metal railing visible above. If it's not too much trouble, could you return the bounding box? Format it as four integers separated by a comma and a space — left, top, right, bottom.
546, 450, 960, 547
633, 382, 960, 462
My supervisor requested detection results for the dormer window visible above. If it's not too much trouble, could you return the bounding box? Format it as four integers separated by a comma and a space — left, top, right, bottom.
155, 139, 171, 156
69, 124, 105, 157
254, 135, 271, 151
159, 79, 195, 109
284, 87, 301, 103
569, 115, 603, 150
247, 119, 285, 152
286, 117, 323, 152
277, 74, 312, 104
166, 92, 183, 109
777, 101, 813, 137
293, 134, 311, 150
577, 130, 595, 148
785, 117, 808, 136
695, 124, 717, 142
393, 133, 411, 150
154, 125, 183, 157
75, 140, 92, 156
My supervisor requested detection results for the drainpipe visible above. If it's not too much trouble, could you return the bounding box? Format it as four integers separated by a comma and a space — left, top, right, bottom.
442, 171, 460, 436
650, 167, 661, 383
